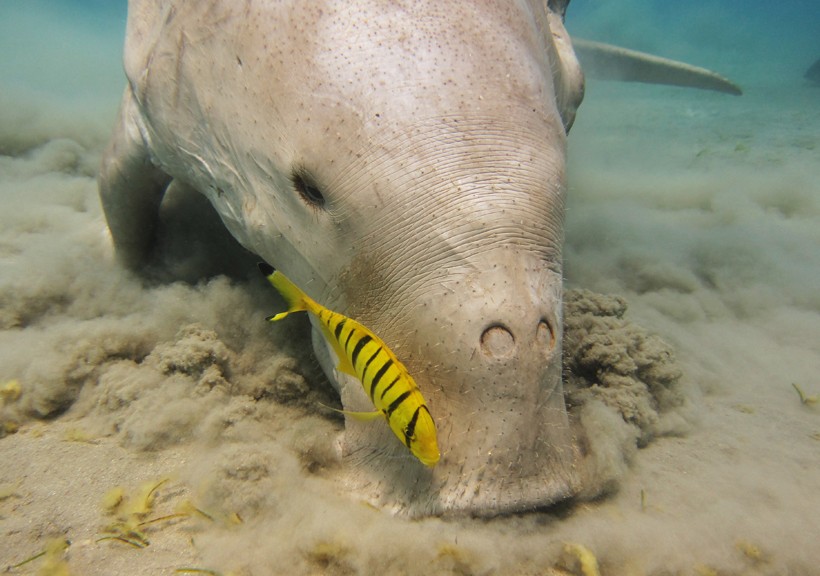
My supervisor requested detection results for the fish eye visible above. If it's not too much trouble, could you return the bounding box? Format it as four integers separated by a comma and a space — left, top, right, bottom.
291, 168, 326, 208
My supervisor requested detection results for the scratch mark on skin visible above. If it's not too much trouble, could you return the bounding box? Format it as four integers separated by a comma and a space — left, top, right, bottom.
172, 31, 188, 109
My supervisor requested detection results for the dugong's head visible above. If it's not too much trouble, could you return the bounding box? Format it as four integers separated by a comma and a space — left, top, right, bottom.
115, 0, 585, 516
233, 2, 584, 515
238, 1, 585, 516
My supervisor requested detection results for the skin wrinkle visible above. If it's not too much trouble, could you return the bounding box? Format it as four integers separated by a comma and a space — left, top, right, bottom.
340, 209, 563, 328
327, 115, 563, 209
330, 118, 564, 262
316, 112, 566, 337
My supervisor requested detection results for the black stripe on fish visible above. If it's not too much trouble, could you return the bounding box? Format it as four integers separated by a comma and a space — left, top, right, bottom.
350, 334, 373, 367
386, 390, 412, 418
344, 327, 356, 349
403, 405, 422, 448
369, 358, 394, 401
379, 375, 400, 401
333, 318, 347, 341
362, 346, 382, 378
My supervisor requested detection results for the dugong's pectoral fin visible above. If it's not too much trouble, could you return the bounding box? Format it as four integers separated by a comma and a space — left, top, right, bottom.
573, 38, 743, 96
99, 88, 171, 269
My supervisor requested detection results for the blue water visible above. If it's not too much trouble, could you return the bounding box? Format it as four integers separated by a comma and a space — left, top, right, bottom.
2, 1, 817, 102
568, 0, 819, 84
1, 2, 818, 575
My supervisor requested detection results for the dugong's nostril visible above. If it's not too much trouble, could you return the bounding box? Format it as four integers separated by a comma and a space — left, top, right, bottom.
480, 324, 515, 358
536, 319, 556, 351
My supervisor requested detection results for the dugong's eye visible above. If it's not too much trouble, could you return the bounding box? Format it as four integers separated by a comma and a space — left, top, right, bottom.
291, 168, 325, 209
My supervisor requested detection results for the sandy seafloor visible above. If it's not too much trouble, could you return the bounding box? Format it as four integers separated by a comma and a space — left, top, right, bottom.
1, 2, 819, 575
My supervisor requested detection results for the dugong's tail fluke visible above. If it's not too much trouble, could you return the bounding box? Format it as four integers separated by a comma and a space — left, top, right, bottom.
573, 38, 743, 96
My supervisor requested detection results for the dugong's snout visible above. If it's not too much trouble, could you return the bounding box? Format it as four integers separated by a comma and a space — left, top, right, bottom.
429, 262, 576, 515
479, 314, 557, 363
334, 251, 578, 516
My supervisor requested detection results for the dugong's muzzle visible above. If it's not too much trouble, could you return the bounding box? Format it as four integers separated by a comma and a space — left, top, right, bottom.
329, 249, 578, 516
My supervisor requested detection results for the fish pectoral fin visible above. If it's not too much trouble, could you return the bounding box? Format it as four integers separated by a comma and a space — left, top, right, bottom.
265, 312, 291, 323
315, 322, 357, 376
344, 410, 383, 422
334, 356, 357, 377
319, 403, 382, 421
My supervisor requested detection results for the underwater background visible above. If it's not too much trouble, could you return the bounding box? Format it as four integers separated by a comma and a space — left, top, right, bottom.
1, 1, 819, 574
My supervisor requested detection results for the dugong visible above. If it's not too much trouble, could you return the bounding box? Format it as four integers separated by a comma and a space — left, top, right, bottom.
99, 0, 734, 516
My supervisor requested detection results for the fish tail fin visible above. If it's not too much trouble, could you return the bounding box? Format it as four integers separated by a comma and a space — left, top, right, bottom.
258, 262, 312, 321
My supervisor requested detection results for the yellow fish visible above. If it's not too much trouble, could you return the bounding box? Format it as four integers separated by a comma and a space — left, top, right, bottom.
258, 263, 440, 467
